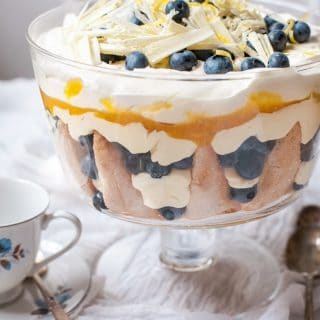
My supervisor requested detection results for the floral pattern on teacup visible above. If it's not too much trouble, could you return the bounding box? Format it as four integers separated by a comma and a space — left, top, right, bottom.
0, 238, 26, 271
31, 286, 73, 317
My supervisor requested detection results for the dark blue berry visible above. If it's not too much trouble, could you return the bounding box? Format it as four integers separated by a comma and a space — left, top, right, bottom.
301, 141, 313, 162
269, 22, 285, 32
240, 136, 269, 155
190, 0, 205, 3
218, 152, 237, 167
301, 132, 319, 161
165, 0, 190, 24
234, 149, 265, 179
234, 137, 268, 179
79, 134, 94, 152
170, 50, 197, 71
266, 140, 276, 152
100, 53, 125, 63
115, 143, 131, 157
293, 21, 311, 43
171, 156, 193, 169
264, 15, 278, 30
146, 162, 171, 178
159, 207, 186, 220
131, 13, 144, 25
204, 55, 233, 74
268, 52, 290, 68
241, 57, 265, 71
192, 49, 213, 61
81, 154, 98, 179
125, 153, 150, 174
230, 185, 257, 203
125, 51, 149, 70
93, 191, 107, 211
268, 30, 287, 52
293, 183, 305, 191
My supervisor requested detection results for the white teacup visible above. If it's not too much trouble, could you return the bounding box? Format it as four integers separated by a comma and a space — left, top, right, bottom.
0, 177, 82, 304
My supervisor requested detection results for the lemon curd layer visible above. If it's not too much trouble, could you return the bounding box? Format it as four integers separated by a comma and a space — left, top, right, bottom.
41, 90, 317, 141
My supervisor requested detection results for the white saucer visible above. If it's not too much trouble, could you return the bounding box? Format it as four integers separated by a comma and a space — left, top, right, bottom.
0, 240, 91, 319
96, 230, 280, 316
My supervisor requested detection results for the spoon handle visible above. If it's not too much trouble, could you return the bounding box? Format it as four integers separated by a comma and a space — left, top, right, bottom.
305, 275, 314, 320
33, 274, 70, 320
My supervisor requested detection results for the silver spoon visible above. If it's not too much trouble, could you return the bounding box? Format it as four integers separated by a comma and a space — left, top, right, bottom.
31, 273, 70, 320
286, 205, 320, 320
27, 253, 70, 320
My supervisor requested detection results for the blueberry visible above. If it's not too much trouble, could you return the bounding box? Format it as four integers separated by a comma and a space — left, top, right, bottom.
93, 191, 107, 211
293, 21, 311, 43
293, 183, 305, 191
204, 56, 233, 74
171, 156, 193, 169
269, 22, 285, 32
165, 0, 190, 24
159, 207, 186, 220
131, 13, 144, 25
230, 185, 257, 203
125, 51, 149, 70
301, 132, 319, 161
264, 15, 278, 29
268, 52, 290, 68
241, 57, 265, 71
192, 49, 213, 61
240, 136, 268, 155
190, 0, 205, 3
125, 153, 150, 174
146, 162, 171, 178
170, 50, 197, 71
100, 53, 125, 63
79, 134, 94, 151
81, 154, 98, 179
266, 140, 276, 152
115, 143, 131, 158
218, 152, 237, 167
268, 30, 287, 52
234, 149, 265, 179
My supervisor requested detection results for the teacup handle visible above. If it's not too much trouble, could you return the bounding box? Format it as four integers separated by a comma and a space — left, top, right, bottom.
29, 211, 82, 275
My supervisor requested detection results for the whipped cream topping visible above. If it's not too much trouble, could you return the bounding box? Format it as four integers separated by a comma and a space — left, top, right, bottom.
36, 0, 320, 70
38, 61, 320, 124
132, 169, 191, 209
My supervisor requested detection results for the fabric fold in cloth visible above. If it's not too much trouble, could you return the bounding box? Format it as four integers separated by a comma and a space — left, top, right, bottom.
1, 79, 320, 319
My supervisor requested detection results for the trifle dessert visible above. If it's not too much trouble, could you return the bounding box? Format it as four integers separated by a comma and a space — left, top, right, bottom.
28, 0, 320, 224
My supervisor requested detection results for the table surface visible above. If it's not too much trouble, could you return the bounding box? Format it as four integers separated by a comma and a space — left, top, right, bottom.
1, 79, 320, 320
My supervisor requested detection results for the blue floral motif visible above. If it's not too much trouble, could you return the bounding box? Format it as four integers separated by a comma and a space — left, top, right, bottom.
0, 238, 12, 255
31, 286, 73, 316
0, 239, 26, 271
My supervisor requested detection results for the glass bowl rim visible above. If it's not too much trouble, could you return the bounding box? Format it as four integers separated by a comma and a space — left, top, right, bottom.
27, 2, 320, 82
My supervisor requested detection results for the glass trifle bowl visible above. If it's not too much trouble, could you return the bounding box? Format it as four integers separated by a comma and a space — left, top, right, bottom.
28, 0, 320, 312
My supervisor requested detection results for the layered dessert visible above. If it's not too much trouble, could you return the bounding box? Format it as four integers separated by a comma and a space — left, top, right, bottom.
30, 0, 320, 223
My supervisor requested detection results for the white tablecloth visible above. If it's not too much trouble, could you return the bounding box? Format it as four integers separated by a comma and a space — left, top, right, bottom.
1, 79, 320, 320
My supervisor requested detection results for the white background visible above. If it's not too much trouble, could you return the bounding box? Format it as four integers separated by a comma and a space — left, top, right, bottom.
0, 0, 59, 79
